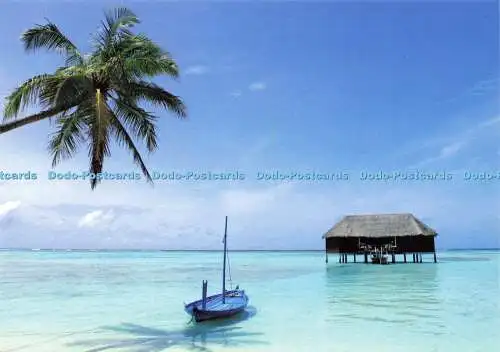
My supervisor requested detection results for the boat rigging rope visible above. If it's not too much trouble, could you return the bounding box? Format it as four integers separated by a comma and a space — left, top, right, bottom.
227, 246, 233, 290
222, 231, 233, 290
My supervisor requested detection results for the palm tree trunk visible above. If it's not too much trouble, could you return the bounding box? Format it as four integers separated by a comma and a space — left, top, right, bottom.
0, 106, 67, 134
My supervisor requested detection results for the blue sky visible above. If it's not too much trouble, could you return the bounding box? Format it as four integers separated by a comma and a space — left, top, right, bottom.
0, 1, 498, 250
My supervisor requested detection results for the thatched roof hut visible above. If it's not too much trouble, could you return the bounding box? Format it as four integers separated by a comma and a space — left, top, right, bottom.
322, 213, 437, 239
323, 213, 438, 263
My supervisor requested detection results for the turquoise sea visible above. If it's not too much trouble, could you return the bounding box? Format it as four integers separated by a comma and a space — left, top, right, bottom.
1, 250, 499, 352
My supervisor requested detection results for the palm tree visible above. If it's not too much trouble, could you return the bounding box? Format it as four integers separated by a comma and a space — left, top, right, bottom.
0, 7, 186, 189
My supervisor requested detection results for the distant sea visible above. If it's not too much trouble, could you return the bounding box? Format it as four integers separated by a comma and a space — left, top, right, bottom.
1, 250, 499, 351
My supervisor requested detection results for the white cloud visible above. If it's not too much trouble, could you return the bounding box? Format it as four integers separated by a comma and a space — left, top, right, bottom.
441, 77, 498, 104
0, 136, 497, 249
248, 82, 266, 91
238, 135, 276, 167
478, 115, 500, 128
469, 77, 498, 96
220, 183, 292, 215
439, 141, 465, 158
78, 209, 115, 228
411, 115, 499, 168
184, 65, 209, 75
230, 90, 242, 98
0, 201, 21, 217
0, 176, 494, 249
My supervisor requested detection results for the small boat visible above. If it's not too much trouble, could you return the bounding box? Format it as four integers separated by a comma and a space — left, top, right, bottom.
184, 216, 249, 322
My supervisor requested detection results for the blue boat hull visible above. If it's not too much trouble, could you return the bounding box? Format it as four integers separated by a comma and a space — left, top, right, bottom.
185, 289, 249, 322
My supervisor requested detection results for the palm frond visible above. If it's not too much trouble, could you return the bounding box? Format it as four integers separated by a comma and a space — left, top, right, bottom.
108, 109, 153, 184
22, 20, 83, 65
111, 97, 158, 152
94, 7, 139, 50
41, 73, 93, 108
106, 8, 139, 37
120, 34, 179, 78
3, 74, 55, 119
48, 106, 89, 167
120, 80, 186, 117
3, 68, 92, 121
130, 55, 179, 78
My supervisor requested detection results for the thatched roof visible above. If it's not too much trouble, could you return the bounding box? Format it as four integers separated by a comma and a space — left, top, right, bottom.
322, 213, 437, 238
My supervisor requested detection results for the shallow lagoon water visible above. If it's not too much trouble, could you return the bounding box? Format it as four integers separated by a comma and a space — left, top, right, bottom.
1, 250, 499, 351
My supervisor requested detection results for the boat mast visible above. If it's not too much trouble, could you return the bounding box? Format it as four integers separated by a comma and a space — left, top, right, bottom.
222, 215, 228, 304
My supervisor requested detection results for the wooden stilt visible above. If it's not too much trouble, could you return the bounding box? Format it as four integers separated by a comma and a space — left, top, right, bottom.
404, 253, 407, 263
339, 253, 341, 263
419, 253, 422, 263
433, 251, 437, 263
413, 253, 416, 263
325, 251, 328, 264
354, 254, 357, 263
364, 252, 368, 263
391, 253, 395, 263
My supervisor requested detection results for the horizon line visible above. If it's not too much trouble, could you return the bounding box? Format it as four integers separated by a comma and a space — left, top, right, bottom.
1, 247, 498, 252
